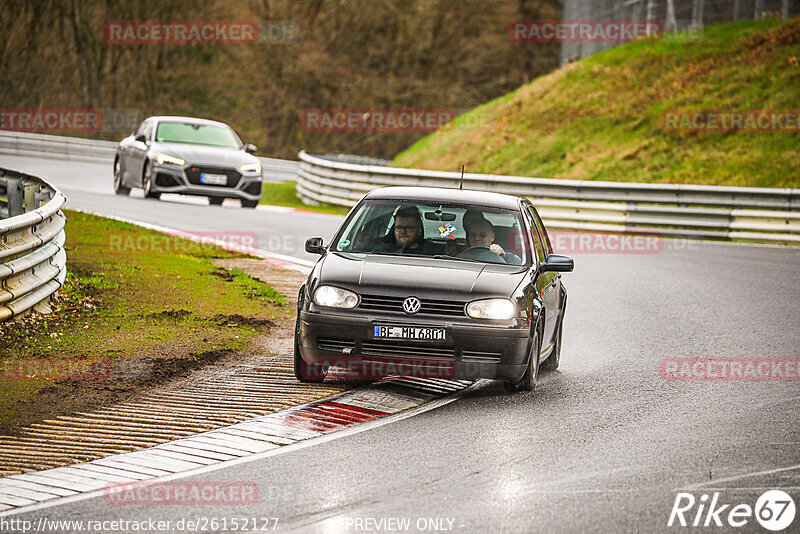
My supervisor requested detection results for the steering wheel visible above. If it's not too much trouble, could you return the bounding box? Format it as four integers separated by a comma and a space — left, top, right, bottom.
457, 246, 505, 263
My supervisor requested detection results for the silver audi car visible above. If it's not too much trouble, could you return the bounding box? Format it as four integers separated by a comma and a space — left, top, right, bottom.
113, 116, 263, 208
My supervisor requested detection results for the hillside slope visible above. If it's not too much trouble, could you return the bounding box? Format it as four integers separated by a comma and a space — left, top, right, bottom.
394, 18, 800, 188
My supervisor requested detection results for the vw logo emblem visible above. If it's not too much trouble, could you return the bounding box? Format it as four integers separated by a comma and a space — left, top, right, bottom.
402, 297, 421, 315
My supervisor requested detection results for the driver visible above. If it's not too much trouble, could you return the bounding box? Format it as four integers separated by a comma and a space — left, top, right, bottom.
465, 217, 522, 265
372, 206, 435, 255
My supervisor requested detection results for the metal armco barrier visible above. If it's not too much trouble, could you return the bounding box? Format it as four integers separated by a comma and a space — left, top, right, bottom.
297, 151, 800, 244
0, 168, 67, 322
0, 130, 298, 182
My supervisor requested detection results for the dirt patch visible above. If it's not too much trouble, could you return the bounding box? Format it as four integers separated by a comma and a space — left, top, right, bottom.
1, 349, 235, 436
211, 269, 235, 281
148, 309, 193, 319
213, 314, 276, 328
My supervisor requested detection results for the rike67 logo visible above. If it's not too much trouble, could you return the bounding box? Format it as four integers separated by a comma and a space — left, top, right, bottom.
669, 490, 796, 531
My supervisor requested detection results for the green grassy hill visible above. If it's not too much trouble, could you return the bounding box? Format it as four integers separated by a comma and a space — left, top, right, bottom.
394, 18, 800, 188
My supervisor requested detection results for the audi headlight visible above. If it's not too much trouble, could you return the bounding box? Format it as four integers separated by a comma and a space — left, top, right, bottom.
314, 286, 358, 309
466, 298, 516, 320
240, 162, 262, 173
155, 153, 185, 165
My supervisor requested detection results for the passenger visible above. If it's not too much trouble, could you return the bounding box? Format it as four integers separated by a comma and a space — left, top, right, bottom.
465, 218, 523, 265
372, 206, 436, 256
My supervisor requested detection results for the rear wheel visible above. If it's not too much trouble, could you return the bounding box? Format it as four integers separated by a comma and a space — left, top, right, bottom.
113, 158, 130, 196
504, 327, 541, 392
208, 196, 224, 206
241, 199, 259, 209
293, 290, 327, 383
142, 162, 160, 199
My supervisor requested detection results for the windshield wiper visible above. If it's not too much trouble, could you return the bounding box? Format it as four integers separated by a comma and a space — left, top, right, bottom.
432, 255, 480, 263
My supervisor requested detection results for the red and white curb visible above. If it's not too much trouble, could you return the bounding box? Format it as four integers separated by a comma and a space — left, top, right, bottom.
0, 377, 476, 515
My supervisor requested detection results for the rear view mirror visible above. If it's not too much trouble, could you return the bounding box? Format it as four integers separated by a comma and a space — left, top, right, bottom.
539, 254, 574, 273
305, 237, 325, 255
424, 212, 456, 221
244, 144, 257, 154
135, 134, 147, 144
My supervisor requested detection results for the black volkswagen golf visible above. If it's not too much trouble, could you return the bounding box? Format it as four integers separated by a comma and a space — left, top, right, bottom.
295, 187, 573, 391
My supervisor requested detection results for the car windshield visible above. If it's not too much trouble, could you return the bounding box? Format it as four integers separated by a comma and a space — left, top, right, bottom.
155, 121, 241, 148
334, 200, 529, 265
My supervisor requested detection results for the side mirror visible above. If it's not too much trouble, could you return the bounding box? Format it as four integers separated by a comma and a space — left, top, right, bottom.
305, 237, 325, 255
135, 134, 148, 144
244, 144, 257, 154
539, 254, 574, 273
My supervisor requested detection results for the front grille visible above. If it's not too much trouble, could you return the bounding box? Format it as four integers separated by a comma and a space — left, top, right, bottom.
462, 350, 502, 363
317, 337, 355, 352
361, 340, 455, 359
358, 295, 466, 317
155, 172, 181, 187
184, 166, 241, 188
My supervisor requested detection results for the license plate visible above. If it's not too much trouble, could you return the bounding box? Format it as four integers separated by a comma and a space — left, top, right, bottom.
200, 173, 227, 185
373, 325, 445, 341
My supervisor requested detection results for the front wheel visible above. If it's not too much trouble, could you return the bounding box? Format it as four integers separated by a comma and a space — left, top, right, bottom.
504, 328, 540, 392
142, 162, 161, 199
293, 292, 327, 383
241, 199, 259, 209
541, 296, 566, 372
208, 196, 224, 206
113, 158, 130, 196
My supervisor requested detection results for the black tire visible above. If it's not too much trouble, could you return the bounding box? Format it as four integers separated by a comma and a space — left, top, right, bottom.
208, 196, 224, 206
293, 290, 327, 383
113, 158, 131, 196
241, 199, 259, 209
541, 294, 566, 372
504, 326, 541, 392
142, 162, 161, 199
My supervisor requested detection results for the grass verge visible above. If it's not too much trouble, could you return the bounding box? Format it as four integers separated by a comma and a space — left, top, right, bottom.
0, 210, 288, 433
394, 18, 800, 188
260, 181, 350, 215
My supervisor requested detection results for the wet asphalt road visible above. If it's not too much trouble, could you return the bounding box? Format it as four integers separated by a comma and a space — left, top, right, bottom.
2, 154, 799, 533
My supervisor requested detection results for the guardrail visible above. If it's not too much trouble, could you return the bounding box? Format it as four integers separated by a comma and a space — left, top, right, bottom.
0, 168, 67, 322
297, 151, 800, 244
0, 130, 298, 182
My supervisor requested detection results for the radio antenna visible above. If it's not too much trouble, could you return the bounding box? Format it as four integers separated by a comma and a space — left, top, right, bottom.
459, 165, 464, 190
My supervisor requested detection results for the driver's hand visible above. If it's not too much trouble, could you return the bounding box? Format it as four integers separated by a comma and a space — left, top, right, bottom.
490, 244, 506, 257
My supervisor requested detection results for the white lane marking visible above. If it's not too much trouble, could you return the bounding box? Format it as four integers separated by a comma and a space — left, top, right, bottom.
68, 208, 315, 273
679, 463, 800, 491
0, 380, 487, 517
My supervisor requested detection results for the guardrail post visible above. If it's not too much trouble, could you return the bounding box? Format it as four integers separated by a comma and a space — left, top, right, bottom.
6, 178, 24, 217
24, 183, 39, 211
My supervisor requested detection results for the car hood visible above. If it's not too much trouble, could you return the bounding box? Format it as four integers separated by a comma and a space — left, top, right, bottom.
152, 142, 258, 167
316, 252, 528, 299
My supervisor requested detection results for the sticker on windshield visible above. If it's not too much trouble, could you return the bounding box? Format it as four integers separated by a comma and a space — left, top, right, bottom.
438, 223, 456, 240
338, 239, 351, 248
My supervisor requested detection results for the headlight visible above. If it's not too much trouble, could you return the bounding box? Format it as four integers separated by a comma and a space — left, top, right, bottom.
314, 285, 359, 309
155, 153, 185, 165
466, 298, 516, 320
240, 162, 262, 173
